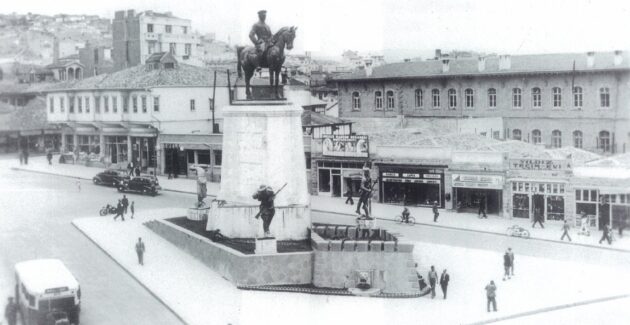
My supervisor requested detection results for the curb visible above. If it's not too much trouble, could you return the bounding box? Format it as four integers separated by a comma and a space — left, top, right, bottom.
463, 293, 630, 325
13, 167, 630, 253
71, 220, 188, 325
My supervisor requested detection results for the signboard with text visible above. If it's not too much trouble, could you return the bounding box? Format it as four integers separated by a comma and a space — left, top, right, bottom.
508, 159, 571, 171
452, 174, 504, 189
322, 135, 369, 158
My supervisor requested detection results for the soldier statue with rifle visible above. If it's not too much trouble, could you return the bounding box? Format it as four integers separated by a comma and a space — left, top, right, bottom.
253, 183, 287, 237
356, 164, 377, 218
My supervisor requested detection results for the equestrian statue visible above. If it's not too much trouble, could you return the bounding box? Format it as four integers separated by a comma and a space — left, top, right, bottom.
237, 10, 297, 99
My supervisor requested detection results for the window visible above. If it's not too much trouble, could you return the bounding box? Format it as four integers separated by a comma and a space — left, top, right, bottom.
169, 43, 176, 55
214, 150, 222, 166
182, 26, 188, 34
69, 96, 74, 113
77, 97, 82, 113
374, 91, 383, 110
147, 24, 154, 33
386, 90, 394, 110
141, 96, 147, 113
165, 25, 172, 33
600, 87, 610, 107
532, 129, 542, 144
599, 131, 611, 152
352, 92, 360, 110
552, 87, 562, 107
573, 86, 583, 108
573, 130, 583, 148
104, 96, 111, 113
487, 88, 496, 108
512, 88, 522, 108
132, 96, 138, 113
448, 88, 457, 109
414, 89, 423, 108
465, 88, 474, 109
60, 97, 65, 112
85, 97, 90, 113
532, 87, 541, 108
190, 99, 196, 111
95, 96, 100, 113
123, 96, 128, 113
552, 130, 562, 148
49, 97, 54, 113
185, 44, 191, 56
432, 89, 440, 108
112, 96, 117, 113
512, 129, 522, 140
153, 96, 160, 112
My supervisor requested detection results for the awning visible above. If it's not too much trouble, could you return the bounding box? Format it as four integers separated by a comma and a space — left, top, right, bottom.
507, 178, 568, 184
162, 142, 213, 150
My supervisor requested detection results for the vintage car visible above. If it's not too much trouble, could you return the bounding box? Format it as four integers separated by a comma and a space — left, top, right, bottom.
117, 176, 160, 196
92, 169, 129, 187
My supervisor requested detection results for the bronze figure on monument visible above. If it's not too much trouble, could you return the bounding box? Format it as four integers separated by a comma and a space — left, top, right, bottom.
252, 183, 287, 237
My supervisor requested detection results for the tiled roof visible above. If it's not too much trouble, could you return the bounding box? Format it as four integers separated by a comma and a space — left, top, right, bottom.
45, 64, 237, 92
301, 110, 348, 127
585, 153, 630, 168
335, 51, 630, 81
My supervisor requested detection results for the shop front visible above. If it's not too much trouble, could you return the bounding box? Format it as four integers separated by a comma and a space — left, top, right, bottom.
130, 136, 157, 172
378, 165, 446, 207
316, 160, 364, 197
451, 173, 504, 214
159, 133, 223, 181
574, 187, 630, 230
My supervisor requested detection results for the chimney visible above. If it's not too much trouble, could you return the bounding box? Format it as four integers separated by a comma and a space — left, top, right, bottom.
435, 49, 442, 60
499, 55, 511, 70
442, 59, 450, 73
478, 56, 486, 72
587, 51, 595, 68
614, 50, 623, 66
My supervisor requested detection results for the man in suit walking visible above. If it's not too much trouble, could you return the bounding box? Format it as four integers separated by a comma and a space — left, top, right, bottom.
440, 269, 450, 299
432, 201, 439, 222
122, 195, 129, 216
135, 237, 146, 265
485, 280, 497, 312
113, 199, 125, 221
428, 265, 438, 299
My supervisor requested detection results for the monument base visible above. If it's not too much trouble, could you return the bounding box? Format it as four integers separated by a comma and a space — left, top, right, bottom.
348, 287, 382, 297
255, 237, 277, 254
187, 207, 209, 221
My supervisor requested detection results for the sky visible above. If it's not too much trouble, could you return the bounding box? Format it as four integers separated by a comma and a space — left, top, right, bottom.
3, 0, 630, 60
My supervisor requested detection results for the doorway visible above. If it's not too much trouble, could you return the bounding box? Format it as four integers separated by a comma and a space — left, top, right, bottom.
332, 174, 341, 197
532, 194, 545, 219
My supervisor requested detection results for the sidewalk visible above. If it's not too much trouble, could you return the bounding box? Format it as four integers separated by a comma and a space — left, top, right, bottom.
10, 155, 630, 252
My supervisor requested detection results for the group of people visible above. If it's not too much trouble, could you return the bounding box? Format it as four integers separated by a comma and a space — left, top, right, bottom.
485, 248, 515, 313
502, 248, 515, 281
127, 161, 142, 177
113, 194, 134, 221
416, 264, 450, 299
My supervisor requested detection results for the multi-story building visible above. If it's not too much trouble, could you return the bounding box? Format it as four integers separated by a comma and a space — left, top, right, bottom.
334, 51, 630, 155
112, 10, 202, 72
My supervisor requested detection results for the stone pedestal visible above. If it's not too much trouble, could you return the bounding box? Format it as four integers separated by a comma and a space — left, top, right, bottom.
207, 101, 311, 240
255, 237, 278, 254
187, 207, 209, 221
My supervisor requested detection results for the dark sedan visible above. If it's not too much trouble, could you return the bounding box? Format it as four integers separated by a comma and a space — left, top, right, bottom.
117, 176, 160, 196
93, 169, 129, 187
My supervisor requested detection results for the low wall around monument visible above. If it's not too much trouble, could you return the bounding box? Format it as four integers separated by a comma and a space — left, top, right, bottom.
146, 219, 313, 286
206, 203, 311, 240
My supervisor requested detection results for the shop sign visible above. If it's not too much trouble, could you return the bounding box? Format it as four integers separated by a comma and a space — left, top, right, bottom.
402, 173, 420, 178
383, 178, 441, 184
509, 159, 570, 171
382, 172, 398, 177
423, 174, 441, 179
452, 174, 504, 190
322, 135, 369, 158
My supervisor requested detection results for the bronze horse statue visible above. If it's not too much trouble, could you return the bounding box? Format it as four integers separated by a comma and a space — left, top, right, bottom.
237, 26, 297, 99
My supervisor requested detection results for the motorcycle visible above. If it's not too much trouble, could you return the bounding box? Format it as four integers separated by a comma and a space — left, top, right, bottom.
506, 225, 530, 238
99, 204, 118, 216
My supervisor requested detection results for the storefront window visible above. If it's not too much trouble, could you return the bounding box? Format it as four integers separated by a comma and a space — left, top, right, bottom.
319, 169, 331, 193
197, 151, 210, 165
512, 194, 529, 218
213, 150, 222, 166
547, 196, 565, 220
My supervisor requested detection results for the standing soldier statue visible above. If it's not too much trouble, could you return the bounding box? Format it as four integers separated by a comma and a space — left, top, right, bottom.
253, 183, 287, 237
191, 165, 207, 207
249, 10, 273, 71
356, 165, 375, 218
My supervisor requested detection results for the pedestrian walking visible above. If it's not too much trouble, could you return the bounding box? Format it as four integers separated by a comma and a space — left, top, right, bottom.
532, 208, 545, 228
23, 149, 29, 165
344, 188, 354, 205
46, 150, 53, 165
478, 197, 487, 218
432, 201, 439, 222
599, 224, 613, 245
560, 220, 572, 242
113, 199, 125, 221
440, 269, 450, 299
135, 237, 146, 265
485, 280, 497, 312
130, 201, 135, 219
122, 195, 129, 215
127, 161, 134, 176
135, 166, 141, 177
4, 297, 18, 325
428, 265, 438, 299
507, 248, 515, 276
502, 251, 511, 281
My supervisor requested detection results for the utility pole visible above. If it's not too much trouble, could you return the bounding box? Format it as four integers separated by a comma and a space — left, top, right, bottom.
211, 70, 217, 133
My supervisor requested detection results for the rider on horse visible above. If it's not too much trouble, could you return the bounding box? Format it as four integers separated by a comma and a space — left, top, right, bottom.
249, 10, 272, 70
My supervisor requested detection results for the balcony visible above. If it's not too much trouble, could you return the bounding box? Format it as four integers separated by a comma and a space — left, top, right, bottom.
144, 33, 158, 40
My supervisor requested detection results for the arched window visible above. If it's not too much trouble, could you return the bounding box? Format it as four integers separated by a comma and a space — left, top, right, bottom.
386, 90, 395, 110
415, 89, 423, 108
352, 92, 360, 110
374, 91, 383, 110
552, 87, 562, 107
432, 89, 440, 108
512, 129, 522, 141
552, 130, 562, 148
531, 87, 541, 108
512, 88, 522, 108
599, 130, 611, 152
487, 88, 496, 108
600, 87, 610, 107
465, 88, 474, 109
573, 130, 583, 148
448, 88, 457, 109
573, 86, 583, 108
532, 129, 542, 144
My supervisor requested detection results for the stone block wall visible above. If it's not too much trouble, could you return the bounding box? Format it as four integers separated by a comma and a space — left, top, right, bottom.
146, 219, 313, 286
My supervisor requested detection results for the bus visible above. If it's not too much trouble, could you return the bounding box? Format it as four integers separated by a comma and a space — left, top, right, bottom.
14, 259, 81, 325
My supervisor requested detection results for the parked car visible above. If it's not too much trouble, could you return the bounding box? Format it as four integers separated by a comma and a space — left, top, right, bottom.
117, 176, 160, 196
93, 169, 129, 187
